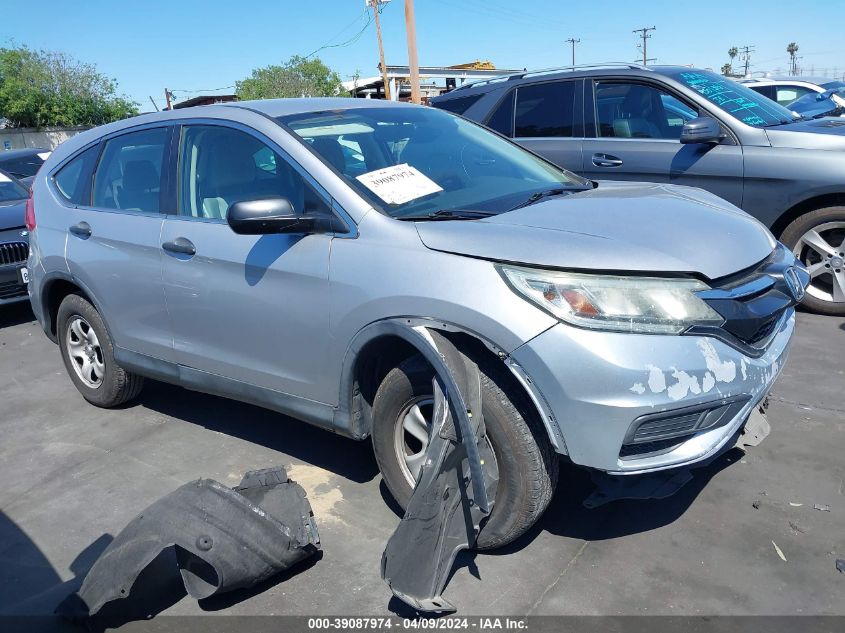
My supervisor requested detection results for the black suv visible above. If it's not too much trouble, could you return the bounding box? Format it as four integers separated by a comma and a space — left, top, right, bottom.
432, 64, 845, 315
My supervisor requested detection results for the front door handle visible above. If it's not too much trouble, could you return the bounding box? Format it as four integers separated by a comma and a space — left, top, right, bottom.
69, 221, 92, 239
592, 153, 624, 167
162, 237, 196, 256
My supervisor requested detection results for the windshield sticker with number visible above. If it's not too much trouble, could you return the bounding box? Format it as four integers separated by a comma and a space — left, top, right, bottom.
356, 163, 443, 205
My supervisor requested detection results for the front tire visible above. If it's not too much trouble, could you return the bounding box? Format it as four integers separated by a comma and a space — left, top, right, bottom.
371, 355, 558, 549
780, 207, 845, 315
57, 294, 144, 407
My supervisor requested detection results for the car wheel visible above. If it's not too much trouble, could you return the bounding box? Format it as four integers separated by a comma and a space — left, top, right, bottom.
57, 294, 144, 407
371, 355, 558, 549
781, 207, 845, 315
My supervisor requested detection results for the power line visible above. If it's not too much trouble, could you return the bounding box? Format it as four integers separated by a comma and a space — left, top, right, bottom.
304, 8, 375, 59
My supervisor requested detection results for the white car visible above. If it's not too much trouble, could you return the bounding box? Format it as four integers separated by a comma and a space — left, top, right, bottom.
738, 76, 845, 108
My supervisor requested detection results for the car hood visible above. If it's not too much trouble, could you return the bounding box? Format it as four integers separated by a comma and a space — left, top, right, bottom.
765, 118, 845, 150
415, 181, 776, 281
0, 200, 26, 231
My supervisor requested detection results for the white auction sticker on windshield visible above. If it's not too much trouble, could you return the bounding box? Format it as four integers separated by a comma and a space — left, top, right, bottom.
356, 163, 442, 205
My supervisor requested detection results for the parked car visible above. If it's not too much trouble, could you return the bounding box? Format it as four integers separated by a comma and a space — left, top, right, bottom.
0, 147, 51, 187
738, 76, 845, 107
0, 168, 31, 305
789, 88, 845, 120
27, 99, 807, 546
433, 64, 845, 314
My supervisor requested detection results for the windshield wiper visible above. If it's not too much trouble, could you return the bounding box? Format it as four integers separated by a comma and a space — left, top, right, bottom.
507, 187, 578, 212
397, 209, 496, 221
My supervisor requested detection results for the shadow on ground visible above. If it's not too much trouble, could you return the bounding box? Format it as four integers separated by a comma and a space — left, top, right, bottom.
0, 302, 34, 330
137, 380, 380, 485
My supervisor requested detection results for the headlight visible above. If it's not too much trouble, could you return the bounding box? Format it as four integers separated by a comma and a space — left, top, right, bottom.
498, 265, 724, 334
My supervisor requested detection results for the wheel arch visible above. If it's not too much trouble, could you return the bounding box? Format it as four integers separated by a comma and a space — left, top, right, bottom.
770, 192, 845, 240
335, 317, 566, 454
39, 272, 108, 343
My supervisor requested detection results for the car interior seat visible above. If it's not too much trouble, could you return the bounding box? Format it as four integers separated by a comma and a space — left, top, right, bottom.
310, 137, 347, 174
118, 160, 159, 212
612, 86, 664, 139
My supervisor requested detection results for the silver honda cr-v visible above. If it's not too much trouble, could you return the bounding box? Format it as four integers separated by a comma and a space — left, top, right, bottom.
26, 98, 809, 547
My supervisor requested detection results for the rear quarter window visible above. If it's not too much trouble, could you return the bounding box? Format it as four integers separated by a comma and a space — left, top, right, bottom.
54, 145, 100, 204
432, 93, 483, 115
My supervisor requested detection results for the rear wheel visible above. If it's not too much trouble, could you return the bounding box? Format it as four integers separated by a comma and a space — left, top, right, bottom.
57, 294, 145, 407
371, 355, 558, 549
781, 207, 845, 315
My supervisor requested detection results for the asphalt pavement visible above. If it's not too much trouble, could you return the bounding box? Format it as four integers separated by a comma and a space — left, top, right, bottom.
0, 301, 842, 627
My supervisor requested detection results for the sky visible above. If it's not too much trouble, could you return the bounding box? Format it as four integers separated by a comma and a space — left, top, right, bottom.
2, 0, 842, 110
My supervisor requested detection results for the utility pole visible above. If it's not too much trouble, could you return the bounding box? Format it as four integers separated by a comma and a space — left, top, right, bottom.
632, 26, 656, 65
404, 0, 421, 104
164, 88, 173, 110
565, 37, 580, 68
368, 0, 392, 100
737, 45, 755, 77
148, 96, 160, 112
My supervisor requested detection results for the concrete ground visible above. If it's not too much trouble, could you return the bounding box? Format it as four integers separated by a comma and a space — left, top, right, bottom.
0, 302, 842, 626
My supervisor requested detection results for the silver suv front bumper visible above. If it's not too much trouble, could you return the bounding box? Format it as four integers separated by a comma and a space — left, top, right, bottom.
510, 310, 794, 474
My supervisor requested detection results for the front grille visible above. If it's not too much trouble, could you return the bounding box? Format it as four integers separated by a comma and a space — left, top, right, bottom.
691, 246, 800, 351
0, 280, 26, 300
0, 241, 28, 266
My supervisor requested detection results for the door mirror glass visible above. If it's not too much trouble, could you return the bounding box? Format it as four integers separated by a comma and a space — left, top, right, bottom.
226, 197, 316, 235
680, 117, 724, 144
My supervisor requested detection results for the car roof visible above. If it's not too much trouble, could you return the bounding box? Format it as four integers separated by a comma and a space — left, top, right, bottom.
433, 64, 704, 100
222, 97, 418, 117
0, 147, 50, 159
739, 76, 832, 86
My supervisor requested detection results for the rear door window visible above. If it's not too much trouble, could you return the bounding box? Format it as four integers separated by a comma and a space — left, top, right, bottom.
92, 127, 167, 213
514, 81, 576, 137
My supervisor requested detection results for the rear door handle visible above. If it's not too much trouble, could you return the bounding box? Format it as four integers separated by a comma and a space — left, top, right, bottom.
69, 221, 92, 239
162, 237, 196, 256
592, 153, 623, 167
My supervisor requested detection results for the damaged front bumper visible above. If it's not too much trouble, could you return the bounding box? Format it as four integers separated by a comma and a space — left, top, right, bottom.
510, 309, 794, 474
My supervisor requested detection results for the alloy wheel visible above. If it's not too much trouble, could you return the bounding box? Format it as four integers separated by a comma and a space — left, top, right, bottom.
66, 316, 106, 388
793, 221, 845, 304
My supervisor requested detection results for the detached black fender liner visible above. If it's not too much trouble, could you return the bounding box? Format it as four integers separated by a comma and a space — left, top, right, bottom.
381, 328, 499, 614
57, 466, 320, 618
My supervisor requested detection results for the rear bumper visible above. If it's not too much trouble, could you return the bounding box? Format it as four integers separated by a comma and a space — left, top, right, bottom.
510, 310, 794, 474
0, 264, 28, 305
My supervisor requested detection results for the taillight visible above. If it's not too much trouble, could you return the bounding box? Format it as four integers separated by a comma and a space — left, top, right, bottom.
25, 189, 36, 231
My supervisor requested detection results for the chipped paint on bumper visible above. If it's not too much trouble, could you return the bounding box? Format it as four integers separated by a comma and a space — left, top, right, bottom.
510, 310, 794, 474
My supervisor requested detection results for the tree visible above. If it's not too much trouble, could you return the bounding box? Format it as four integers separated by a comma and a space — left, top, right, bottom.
721, 63, 733, 77
787, 42, 799, 75
728, 47, 738, 64
0, 46, 138, 128
236, 55, 346, 100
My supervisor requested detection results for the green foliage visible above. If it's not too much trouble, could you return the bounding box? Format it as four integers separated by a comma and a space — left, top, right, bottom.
236, 55, 346, 100
0, 46, 138, 128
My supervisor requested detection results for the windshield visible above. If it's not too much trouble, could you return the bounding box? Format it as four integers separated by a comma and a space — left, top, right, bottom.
822, 81, 845, 91
668, 70, 797, 127
277, 106, 588, 219
0, 172, 28, 202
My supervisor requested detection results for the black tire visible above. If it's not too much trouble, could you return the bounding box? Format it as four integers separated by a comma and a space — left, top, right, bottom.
57, 293, 144, 407
372, 355, 558, 549
780, 206, 845, 316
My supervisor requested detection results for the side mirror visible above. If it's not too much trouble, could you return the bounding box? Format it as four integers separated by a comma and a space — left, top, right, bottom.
226, 198, 316, 235
680, 117, 724, 144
